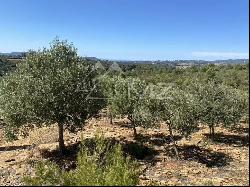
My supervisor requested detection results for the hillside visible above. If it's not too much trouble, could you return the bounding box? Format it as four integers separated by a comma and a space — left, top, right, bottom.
0, 41, 248, 186
0, 114, 249, 186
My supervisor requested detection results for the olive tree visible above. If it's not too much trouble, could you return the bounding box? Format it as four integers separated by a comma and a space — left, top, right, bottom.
98, 74, 117, 124
190, 80, 245, 140
100, 75, 158, 138
0, 39, 105, 153
151, 84, 200, 158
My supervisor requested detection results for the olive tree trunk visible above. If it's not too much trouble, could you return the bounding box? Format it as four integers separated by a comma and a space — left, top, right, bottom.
58, 123, 66, 153
167, 122, 179, 159
108, 107, 113, 125
110, 113, 113, 125
209, 124, 215, 141
128, 115, 137, 138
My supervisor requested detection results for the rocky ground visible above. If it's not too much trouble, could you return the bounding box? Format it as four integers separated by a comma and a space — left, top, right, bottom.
0, 116, 249, 186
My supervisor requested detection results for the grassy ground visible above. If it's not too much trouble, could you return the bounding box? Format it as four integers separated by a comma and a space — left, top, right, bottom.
0, 116, 249, 186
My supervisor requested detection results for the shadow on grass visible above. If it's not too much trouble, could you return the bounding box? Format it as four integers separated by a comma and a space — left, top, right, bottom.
122, 141, 159, 161
115, 121, 130, 127
40, 142, 81, 171
135, 133, 183, 146
229, 126, 249, 134
165, 145, 232, 167
204, 133, 249, 147
0, 144, 32, 151
40, 137, 159, 170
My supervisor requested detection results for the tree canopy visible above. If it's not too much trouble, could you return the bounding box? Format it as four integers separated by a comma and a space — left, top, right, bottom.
0, 39, 105, 152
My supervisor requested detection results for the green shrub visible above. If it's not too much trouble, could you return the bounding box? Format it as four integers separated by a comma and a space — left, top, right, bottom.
23, 161, 63, 186
23, 133, 140, 186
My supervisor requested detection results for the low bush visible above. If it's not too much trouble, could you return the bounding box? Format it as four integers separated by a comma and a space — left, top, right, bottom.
23, 133, 140, 186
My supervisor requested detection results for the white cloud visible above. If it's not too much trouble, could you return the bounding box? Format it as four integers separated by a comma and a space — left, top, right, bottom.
192, 51, 249, 59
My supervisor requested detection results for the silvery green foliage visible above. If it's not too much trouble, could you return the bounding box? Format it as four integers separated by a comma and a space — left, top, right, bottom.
0, 39, 105, 134
151, 84, 200, 137
238, 90, 249, 123
191, 80, 245, 129
100, 75, 158, 129
98, 74, 116, 112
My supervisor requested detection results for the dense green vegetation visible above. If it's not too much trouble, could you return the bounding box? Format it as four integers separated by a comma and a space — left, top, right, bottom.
121, 62, 249, 124
0, 57, 17, 77
123, 63, 249, 92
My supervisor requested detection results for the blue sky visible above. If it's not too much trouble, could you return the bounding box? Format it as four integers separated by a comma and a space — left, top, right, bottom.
0, 0, 249, 60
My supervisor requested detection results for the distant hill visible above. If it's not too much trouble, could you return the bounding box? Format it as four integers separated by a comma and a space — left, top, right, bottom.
0, 52, 248, 65
116, 59, 249, 65
0, 52, 26, 58
212, 59, 249, 64
82, 57, 100, 61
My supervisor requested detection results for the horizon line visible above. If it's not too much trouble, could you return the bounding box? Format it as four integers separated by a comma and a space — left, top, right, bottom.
1, 51, 249, 62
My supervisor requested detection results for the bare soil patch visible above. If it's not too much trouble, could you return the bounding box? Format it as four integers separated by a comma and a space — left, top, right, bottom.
0, 117, 249, 186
